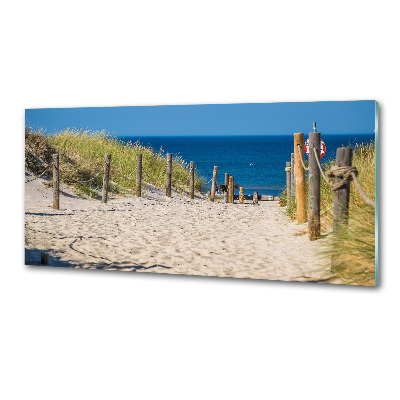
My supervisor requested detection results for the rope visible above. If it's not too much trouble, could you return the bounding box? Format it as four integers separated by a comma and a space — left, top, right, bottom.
26, 152, 106, 185
67, 162, 106, 184
312, 147, 332, 185
326, 165, 375, 207
301, 146, 375, 208
297, 144, 309, 171
25, 164, 52, 183
121, 166, 137, 180
183, 171, 191, 185
326, 165, 358, 191
25, 150, 53, 183
142, 165, 166, 182
25, 149, 52, 169
351, 172, 375, 207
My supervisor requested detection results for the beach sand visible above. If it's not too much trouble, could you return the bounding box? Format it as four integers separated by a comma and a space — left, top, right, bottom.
25, 172, 330, 282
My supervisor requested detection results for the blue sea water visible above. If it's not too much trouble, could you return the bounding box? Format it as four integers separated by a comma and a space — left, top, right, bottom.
118, 134, 375, 197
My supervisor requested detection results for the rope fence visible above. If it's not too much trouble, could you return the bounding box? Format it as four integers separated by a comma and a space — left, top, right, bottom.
313, 147, 375, 207
25, 149, 215, 207
295, 144, 374, 208
287, 131, 375, 244
25, 163, 52, 183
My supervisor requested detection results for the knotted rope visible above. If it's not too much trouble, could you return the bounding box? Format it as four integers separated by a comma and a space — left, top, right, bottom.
311, 146, 375, 207
326, 165, 358, 191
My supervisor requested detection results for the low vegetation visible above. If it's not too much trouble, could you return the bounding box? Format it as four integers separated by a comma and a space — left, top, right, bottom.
25, 128, 205, 198
280, 141, 376, 286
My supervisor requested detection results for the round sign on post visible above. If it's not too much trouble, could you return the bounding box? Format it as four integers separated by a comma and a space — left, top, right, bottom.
305, 138, 326, 158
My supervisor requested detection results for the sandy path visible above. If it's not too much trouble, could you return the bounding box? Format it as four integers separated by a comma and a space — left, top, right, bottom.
25, 173, 330, 282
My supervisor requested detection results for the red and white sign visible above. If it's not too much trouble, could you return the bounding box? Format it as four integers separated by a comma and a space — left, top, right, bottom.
305, 138, 326, 158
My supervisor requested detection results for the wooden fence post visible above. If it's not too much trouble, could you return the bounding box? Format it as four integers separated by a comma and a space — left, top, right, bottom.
228, 176, 234, 203
41, 252, 49, 265
290, 152, 295, 199
239, 187, 244, 204
52, 153, 59, 210
308, 131, 321, 240
210, 166, 218, 202
136, 153, 142, 197
189, 161, 195, 199
101, 154, 111, 204
224, 173, 229, 203
294, 133, 307, 223
166, 153, 172, 197
286, 161, 291, 201
333, 147, 353, 231
253, 191, 259, 204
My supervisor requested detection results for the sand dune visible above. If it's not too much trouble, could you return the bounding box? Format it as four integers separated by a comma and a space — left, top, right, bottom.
25, 172, 330, 282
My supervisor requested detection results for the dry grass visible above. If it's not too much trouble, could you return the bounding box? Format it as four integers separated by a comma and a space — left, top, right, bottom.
25, 128, 206, 198
325, 142, 376, 286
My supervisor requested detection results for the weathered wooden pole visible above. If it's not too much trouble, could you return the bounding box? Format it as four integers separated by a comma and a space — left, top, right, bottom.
253, 190, 259, 204
101, 154, 111, 204
224, 173, 229, 203
52, 153, 59, 209
290, 152, 295, 198
136, 153, 142, 197
166, 153, 172, 197
308, 131, 321, 240
40, 252, 49, 265
333, 147, 353, 231
228, 176, 234, 203
294, 133, 307, 223
286, 161, 291, 201
189, 161, 195, 200
239, 187, 244, 204
210, 166, 218, 202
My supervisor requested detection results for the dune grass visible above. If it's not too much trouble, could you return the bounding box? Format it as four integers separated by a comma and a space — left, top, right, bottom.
25, 128, 206, 198
326, 142, 376, 286
279, 141, 376, 286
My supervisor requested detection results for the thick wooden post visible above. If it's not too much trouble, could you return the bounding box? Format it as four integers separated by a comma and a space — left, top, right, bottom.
189, 161, 195, 199
166, 153, 172, 197
333, 147, 352, 231
136, 153, 142, 197
286, 161, 291, 200
253, 191, 259, 204
52, 153, 59, 209
101, 154, 111, 203
41, 252, 49, 265
308, 131, 321, 240
210, 166, 218, 202
239, 187, 244, 204
290, 152, 295, 198
228, 176, 234, 203
224, 173, 229, 203
294, 133, 307, 223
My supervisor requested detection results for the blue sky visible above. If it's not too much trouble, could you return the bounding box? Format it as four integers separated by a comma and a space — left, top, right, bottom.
25, 100, 376, 136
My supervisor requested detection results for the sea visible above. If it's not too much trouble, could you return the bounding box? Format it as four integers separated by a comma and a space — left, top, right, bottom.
118, 134, 375, 197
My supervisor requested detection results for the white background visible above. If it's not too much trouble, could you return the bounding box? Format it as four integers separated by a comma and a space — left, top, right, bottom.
1, 1, 399, 399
